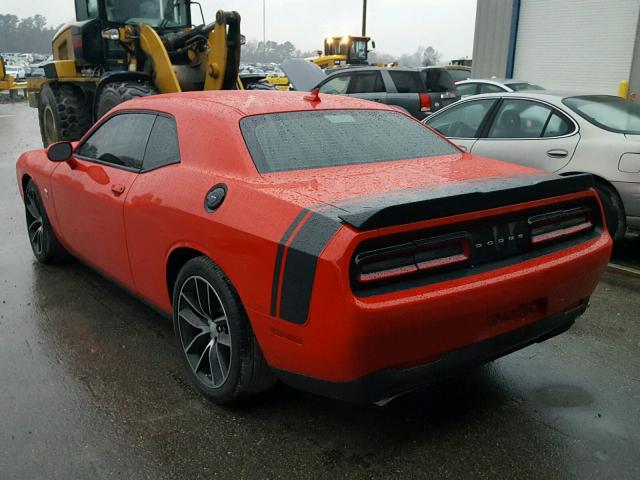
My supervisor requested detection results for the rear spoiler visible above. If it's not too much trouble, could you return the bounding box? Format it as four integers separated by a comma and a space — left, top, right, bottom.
337, 173, 595, 230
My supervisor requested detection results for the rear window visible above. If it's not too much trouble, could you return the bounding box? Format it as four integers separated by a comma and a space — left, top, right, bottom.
240, 110, 458, 173
445, 69, 471, 82
507, 82, 545, 92
388, 71, 427, 93
563, 95, 640, 134
421, 69, 456, 93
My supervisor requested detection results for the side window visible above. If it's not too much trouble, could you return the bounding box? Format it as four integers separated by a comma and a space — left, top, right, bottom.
76, 0, 99, 20
87, 0, 99, 17
427, 99, 497, 138
488, 99, 553, 138
543, 111, 573, 137
77, 113, 155, 169
389, 71, 425, 93
319, 75, 351, 95
479, 83, 505, 94
349, 72, 385, 93
456, 83, 478, 97
143, 116, 181, 170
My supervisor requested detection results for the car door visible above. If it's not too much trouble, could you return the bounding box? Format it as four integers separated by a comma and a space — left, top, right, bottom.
346, 70, 387, 104
50, 112, 156, 288
470, 98, 579, 171
425, 98, 499, 151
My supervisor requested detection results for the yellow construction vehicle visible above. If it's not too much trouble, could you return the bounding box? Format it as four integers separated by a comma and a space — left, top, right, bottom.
28, 0, 242, 146
308, 35, 374, 69
0, 56, 28, 99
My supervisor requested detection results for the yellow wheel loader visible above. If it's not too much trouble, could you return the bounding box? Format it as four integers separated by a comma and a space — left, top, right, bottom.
28, 0, 242, 146
308, 35, 374, 69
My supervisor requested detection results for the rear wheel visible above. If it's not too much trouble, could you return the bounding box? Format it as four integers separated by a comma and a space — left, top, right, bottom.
595, 181, 626, 241
96, 81, 158, 119
38, 83, 92, 147
172, 256, 276, 404
24, 180, 68, 263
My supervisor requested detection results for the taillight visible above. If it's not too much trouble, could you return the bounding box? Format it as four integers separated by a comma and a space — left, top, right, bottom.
529, 207, 593, 246
355, 233, 470, 284
419, 93, 432, 112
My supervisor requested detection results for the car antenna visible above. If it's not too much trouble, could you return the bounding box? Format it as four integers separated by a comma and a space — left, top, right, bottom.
304, 88, 321, 103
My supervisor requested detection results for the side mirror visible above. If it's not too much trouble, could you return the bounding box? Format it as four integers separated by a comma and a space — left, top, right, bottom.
371, 40, 376, 49
47, 141, 73, 162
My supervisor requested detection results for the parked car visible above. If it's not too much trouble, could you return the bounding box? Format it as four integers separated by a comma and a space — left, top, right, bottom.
424, 92, 640, 239
282, 59, 459, 119
4, 63, 26, 80
455, 79, 544, 98
17, 91, 611, 404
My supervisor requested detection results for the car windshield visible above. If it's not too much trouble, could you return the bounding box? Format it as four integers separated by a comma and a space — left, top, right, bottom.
106, 0, 189, 28
240, 110, 459, 173
563, 95, 640, 134
507, 82, 545, 91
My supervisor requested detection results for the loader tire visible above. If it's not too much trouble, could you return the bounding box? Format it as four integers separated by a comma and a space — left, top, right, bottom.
38, 83, 92, 147
96, 82, 158, 120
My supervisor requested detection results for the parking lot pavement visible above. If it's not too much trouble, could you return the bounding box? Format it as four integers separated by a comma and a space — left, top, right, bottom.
1, 101, 639, 479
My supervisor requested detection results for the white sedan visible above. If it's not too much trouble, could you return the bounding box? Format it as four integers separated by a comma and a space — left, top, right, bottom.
455, 79, 544, 98
424, 92, 640, 240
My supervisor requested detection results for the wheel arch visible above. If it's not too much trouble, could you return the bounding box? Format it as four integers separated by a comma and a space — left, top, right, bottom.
21, 174, 32, 197
559, 171, 624, 208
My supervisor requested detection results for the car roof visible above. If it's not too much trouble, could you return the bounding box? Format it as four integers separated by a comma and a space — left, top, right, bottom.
328, 66, 420, 74
113, 90, 394, 117
458, 78, 534, 85
456, 91, 605, 102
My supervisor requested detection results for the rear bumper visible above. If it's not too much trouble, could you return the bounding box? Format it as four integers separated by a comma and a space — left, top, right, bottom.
274, 301, 586, 402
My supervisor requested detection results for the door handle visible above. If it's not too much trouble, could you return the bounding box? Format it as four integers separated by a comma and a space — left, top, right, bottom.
111, 183, 125, 196
546, 149, 568, 158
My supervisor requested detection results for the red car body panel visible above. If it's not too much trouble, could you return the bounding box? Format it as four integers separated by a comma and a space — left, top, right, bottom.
16, 91, 612, 401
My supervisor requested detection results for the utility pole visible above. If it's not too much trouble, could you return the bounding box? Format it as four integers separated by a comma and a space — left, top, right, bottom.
263, 0, 266, 46
362, 0, 367, 36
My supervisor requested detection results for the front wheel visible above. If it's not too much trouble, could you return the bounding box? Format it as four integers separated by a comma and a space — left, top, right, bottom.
172, 256, 276, 404
24, 180, 69, 263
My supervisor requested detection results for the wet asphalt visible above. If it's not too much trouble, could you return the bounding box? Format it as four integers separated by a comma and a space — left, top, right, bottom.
0, 100, 639, 480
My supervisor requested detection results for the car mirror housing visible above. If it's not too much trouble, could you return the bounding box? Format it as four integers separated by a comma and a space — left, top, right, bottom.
47, 141, 73, 162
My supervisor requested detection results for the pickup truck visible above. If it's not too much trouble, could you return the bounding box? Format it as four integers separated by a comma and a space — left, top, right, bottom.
281, 60, 459, 120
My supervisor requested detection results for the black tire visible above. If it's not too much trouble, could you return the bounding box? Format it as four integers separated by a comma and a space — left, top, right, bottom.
24, 180, 69, 263
38, 83, 92, 147
96, 81, 158, 119
595, 181, 626, 241
172, 256, 276, 404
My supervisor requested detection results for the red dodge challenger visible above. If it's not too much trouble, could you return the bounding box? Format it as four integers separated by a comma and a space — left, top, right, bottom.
16, 91, 611, 404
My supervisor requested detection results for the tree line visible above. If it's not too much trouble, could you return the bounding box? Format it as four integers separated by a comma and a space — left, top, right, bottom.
0, 14, 443, 67
0, 15, 61, 54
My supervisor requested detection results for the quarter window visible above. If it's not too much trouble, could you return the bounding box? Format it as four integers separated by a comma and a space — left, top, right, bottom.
143, 116, 181, 170
388, 71, 426, 93
427, 99, 497, 138
319, 75, 351, 95
77, 113, 155, 169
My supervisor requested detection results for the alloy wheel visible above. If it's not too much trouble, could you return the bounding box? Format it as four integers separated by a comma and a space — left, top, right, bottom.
25, 187, 44, 256
177, 276, 232, 388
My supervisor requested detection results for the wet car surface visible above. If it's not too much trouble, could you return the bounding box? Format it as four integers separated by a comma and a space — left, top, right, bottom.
1, 102, 639, 479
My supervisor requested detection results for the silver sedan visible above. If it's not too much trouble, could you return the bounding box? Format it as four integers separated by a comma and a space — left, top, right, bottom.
424, 92, 640, 240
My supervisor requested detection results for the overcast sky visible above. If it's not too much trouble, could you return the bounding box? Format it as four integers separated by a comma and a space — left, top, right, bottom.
2, 0, 476, 60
